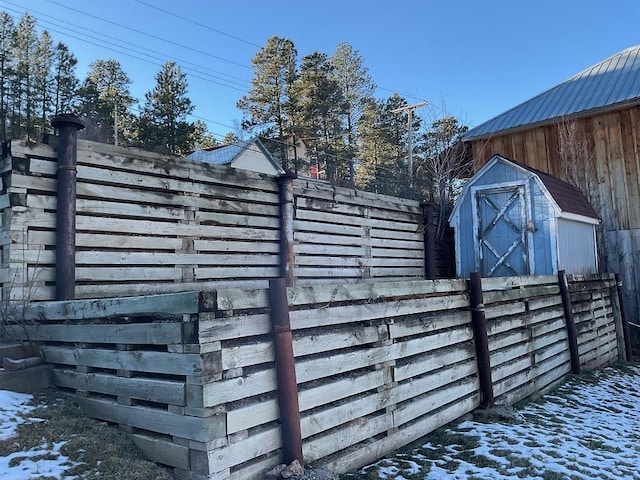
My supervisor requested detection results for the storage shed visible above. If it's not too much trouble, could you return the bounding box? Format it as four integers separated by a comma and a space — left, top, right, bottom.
449, 155, 600, 278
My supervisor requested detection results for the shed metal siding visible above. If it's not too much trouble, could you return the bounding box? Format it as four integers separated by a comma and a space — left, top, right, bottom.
557, 218, 598, 274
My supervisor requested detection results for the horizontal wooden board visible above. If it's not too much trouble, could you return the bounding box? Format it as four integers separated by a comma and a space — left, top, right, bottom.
131, 433, 190, 470
75, 396, 222, 442
6, 322, 192, 345
53, 369, 185, 406
22, 291, 201, 320
42, 346, 202, 376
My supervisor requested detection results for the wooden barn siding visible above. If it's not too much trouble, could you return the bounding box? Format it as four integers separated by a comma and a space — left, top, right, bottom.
0, 140, 425, 302
7, 274, 622, 479
470, 106, 640, 327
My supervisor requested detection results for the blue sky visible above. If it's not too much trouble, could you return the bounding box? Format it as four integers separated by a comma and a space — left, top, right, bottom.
3, 0, 640, 142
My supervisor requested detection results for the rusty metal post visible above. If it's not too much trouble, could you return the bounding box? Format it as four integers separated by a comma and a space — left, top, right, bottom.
468, 272, 494, 408
422, 202, 436, 280
269, 277, 303, 466
558, 270, 581, 374
614, 274, 633, 361
52, 114, 85, 301
277, 173, 297, 287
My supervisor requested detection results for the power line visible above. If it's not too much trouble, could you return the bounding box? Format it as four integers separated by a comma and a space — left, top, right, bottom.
45, 0, 252, 70
0, 2, 250, 92
132, 0, 261, 49
2, 2, 473, 141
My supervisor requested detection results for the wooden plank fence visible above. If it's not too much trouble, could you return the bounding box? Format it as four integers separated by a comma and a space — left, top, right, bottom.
0, 140, 426, 301
5, 273, 628, 480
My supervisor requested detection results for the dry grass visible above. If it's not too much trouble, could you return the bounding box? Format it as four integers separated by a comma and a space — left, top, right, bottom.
1, 388, 177, 479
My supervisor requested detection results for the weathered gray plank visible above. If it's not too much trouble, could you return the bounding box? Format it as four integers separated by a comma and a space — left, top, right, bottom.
75, 397, 223, 442
53, 370, 185, 405
42, 346, 203, 376
22, 291, 201, 320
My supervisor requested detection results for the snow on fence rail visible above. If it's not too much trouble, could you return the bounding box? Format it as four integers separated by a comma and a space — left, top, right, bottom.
5, 273, 627, 480
0, 140, 425, 301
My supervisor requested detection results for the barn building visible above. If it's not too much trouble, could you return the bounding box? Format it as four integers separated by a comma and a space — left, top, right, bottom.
462, 45, 640, 324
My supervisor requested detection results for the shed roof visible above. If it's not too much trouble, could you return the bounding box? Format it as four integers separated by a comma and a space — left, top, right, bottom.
513, 160, 599, 220
450, 155, 599, 223
464, 45, 640, 140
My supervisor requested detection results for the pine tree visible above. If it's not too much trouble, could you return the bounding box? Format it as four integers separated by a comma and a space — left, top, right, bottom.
330, 42, 376, 183
355, 94, 416, 197
137, 61, 194, 155
52, 42, 79, 115
0, 12, 14, 142
33, 30, 54, 135
237, 36, 297, 168
188, 119, 217, 150
293, 52, 347, 182
11, 12, 38, 140
76, 59, 134, 144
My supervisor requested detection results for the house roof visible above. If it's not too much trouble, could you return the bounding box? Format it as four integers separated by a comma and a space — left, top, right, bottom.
186, 137, 284, 173
464, 45, 640, 141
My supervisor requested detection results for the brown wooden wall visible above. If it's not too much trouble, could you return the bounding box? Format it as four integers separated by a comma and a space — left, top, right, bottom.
469, 105, 640, 327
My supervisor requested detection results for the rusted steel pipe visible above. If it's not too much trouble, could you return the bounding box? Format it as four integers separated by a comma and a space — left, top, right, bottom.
558, 270, 581, 374
269, 277, 303, 466
277, 173, 297, 286
468, 272, 494, 408
422, 202, 436, 280
615, 274, 633, 361
52, 114, 85, 301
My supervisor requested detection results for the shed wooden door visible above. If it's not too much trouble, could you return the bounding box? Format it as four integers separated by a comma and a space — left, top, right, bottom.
474, 185, 530, 276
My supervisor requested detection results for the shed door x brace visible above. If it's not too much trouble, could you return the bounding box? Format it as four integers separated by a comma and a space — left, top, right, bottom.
475, 185, 530, 277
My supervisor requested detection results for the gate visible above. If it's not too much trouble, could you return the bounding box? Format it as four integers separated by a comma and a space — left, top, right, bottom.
473, 184, 531, 276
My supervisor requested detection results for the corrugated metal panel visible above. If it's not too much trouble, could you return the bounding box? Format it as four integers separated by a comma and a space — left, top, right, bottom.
557, 219, 598, 274
464, 45, 640, 140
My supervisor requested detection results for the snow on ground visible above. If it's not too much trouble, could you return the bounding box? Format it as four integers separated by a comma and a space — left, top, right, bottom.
0, 391, 76, 480
2, 364, 640, 479
349, 363, 640, 480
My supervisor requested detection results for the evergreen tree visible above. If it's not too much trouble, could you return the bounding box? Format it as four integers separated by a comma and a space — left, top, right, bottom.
52, 42, 79, 115
355, 94, 416, 197
0, 12, 14, 142
188, 119, 217, 150
136, 61, 194, 155
76, 59, 134, 144
237, 36, 297, 168
293, 52, 347, 182
330, 42, 376, 183
33, 30, 53, 135
11, 12, 38, 140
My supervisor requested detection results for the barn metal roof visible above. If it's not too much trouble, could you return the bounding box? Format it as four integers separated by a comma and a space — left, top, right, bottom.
464, 45, 640, 140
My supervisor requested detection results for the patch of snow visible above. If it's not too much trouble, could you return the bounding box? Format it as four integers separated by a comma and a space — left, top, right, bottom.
0, 390, 33, 441
354, 364, 640, 480
0, 390, 81, 480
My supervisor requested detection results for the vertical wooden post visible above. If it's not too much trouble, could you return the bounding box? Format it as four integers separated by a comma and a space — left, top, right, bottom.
269, 277, 303, 466
278, 174, 297, 287
614, 274, 633, 361
52, 114, 85, 301
558, 270, 581, 374
468, 272, 494, 408
422, 202, 436, 280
